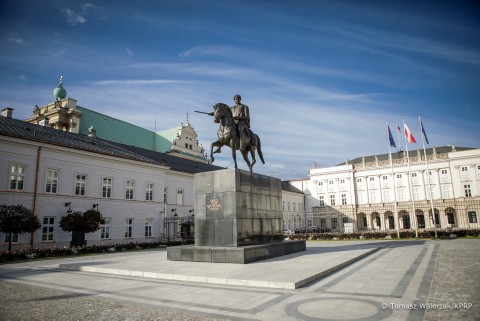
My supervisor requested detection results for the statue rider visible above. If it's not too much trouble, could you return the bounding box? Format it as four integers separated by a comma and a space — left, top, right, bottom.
230, 94, 250, 151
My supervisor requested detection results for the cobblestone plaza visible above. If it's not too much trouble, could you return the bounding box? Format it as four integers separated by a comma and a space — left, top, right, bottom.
1, 238, 478, 321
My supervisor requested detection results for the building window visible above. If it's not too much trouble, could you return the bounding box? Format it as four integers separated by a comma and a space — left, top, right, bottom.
441, 169, 448, 175
100, 218, 111, 239
434, 211, 441, 227
442, 185, 451, 199
340, 179, 345, 184
287, 202, 291, 211
329, 180, 334, 185
417, 215, 425, 228
319, 196, 324, 207
45, 169, 59, 193
363, 216, 367, 228
413, 187, 420, 201
330, 195, 336, 206
125, 180, 135, 200
318, 181, 323, 186
341, 193, 347, 205
342, 217, 349, 224
369, 177, 374, 182
447, 212, 455, 225
356, 178, 362, 183
42, 217, 55, 241
125, 218, 134, 238
425, 186, 436, 200
283, 201, 285, 210
146, 182, 154, 201
383, 190, 390, 203
396, 174, 402, 179
164, 187, 167, 203
4, 233, 19, 243
464, 184, 472, 198
369, 191, 377, 203
388, 216, 395, 229
10, 164, 26, 191
468, 211, 477, 223
398, 189, 405, 202
75, 173, 86, 196
320, 218, 326, 228
102, 177, 112, 198
331, 217, 338, 229
145, 218, 153, 237
382, 175, 388, 181
461, 166, 468, 172
177, 188, 184, 205
411, 172, 417, 178
358, 192, 365, 204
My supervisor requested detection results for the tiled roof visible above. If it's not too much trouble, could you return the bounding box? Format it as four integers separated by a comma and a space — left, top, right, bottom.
155, 126, 181, 153
77, 106, 155, 150
281, 181, 304, 194
0, 117, 222, 174
111, 143, 222, 174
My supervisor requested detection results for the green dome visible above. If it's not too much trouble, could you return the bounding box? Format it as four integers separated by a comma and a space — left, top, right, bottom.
53, 76, 67, 100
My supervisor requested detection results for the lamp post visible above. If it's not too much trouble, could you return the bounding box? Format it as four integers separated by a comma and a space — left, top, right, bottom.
92, 204, 99, 211
169, 209, 177, 241
65, 202, 72, 214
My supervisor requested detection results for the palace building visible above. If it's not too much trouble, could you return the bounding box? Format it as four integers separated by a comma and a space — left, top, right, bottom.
0, 78, 219, 251
287, 146, 480, 233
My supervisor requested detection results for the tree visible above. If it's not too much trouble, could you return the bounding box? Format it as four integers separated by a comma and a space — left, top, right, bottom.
0, 204, 41, 252
59, 209, 105, 247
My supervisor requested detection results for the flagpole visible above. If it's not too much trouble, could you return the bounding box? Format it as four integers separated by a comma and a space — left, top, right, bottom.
419, 116, 437, 238
387, 122, 400, 238
396, 123, 401, 152
403, 118, 418, 238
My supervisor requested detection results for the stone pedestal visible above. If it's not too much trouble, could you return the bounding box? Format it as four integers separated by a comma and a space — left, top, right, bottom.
167, 168, 306, 263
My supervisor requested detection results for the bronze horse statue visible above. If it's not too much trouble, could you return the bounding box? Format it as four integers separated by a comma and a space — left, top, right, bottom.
210, 103, 265, 172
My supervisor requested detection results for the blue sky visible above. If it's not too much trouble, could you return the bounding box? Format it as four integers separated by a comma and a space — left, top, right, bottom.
1, 0, 479, 180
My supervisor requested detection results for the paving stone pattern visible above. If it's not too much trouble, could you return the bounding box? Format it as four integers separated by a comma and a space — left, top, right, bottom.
1, 239, 479, 321
423, 239, 480, 321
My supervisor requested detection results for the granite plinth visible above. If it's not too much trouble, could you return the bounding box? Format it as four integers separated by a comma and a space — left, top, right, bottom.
194, 168, 283, 247
167, 240, 306, 264
168, 168, 306, 264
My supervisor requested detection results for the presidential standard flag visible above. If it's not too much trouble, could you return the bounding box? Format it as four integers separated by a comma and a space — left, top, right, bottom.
388, 125, 396, 148
420, 119, 429, 144
404, 123, 416, 143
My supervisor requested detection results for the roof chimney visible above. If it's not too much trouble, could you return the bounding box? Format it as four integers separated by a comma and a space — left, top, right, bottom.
1, 107, 14, 118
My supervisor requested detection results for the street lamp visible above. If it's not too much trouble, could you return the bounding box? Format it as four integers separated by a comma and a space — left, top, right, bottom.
65, 202, 72, 214
92, 204, 99, 211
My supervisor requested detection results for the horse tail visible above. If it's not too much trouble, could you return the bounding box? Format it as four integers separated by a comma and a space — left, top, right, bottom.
256, 135, 265, 164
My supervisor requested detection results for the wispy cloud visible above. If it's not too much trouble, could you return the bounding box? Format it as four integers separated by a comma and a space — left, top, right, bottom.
62, 8, 87, 26
88, 79, 191, 86
8, 35, 24, 44
179, 45, 233, 58
126, 47, 134, 58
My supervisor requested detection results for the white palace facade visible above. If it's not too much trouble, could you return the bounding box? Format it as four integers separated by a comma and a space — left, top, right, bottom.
287, 146, 480, 233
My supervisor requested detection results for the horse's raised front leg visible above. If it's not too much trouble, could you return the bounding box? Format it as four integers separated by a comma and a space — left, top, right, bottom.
210, 141, 222, 163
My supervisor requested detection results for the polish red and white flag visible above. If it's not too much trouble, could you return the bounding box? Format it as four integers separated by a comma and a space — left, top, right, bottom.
404, 123, 416, 143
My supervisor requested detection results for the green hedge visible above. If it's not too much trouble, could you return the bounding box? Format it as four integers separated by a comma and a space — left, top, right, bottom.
287, 229, 480, 241
0, 240, 193, 263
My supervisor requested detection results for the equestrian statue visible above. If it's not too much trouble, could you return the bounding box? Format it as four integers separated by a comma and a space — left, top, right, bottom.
196, 94, 265, 172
